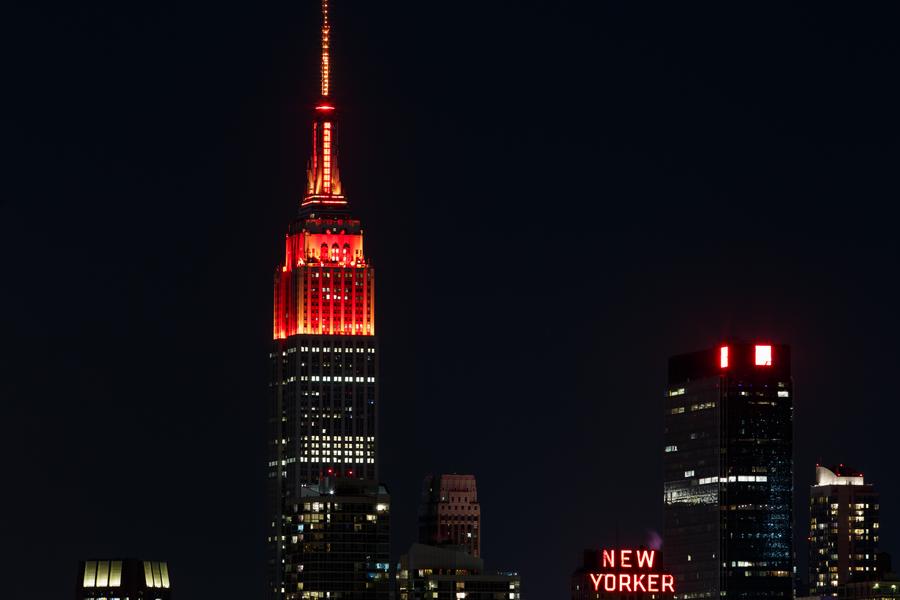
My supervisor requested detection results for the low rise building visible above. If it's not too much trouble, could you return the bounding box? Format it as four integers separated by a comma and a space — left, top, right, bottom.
397, 543, 520, 600
76, 559, 171, 600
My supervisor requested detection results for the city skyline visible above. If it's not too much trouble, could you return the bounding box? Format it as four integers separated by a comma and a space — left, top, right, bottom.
5, 1, 900, 599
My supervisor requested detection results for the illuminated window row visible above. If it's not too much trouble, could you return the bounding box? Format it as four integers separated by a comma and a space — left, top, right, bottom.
303, 435, 375, 442
303, 442, 371, 449
300, 346, 374, 353
82, 561, 123, 588
301, 375, 375, 382
299, 457, 375, 464
306, 450, 372, 457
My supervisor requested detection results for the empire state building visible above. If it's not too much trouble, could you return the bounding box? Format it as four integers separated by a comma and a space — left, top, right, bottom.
268, 1, 380, 596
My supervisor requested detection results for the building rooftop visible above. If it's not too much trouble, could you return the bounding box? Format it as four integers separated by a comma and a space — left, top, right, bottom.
815, 464, 866, 486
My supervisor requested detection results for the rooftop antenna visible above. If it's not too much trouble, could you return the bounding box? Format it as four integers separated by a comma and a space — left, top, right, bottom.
321, 0, 331, 97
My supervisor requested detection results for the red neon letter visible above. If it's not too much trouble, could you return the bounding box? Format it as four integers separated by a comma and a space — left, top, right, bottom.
602, 549, 615, 568
636, 550, 656, 569
720, 345, 729, 368
619, 574, 632, 592
755, 344, 772, 366
633, 573, 647, 592
589, 574, 602, 592
603, 574, 616, 592
621, 549, 632, 568
662, 574, 675, 592
647, 574, 659, 593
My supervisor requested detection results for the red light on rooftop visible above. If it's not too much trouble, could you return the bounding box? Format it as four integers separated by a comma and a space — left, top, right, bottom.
755, 345, 772, 366
720, 346, 729, 369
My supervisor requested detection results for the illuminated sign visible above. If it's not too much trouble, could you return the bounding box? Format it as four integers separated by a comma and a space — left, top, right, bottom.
589, 549, 675, 594
720, 345, 729, 368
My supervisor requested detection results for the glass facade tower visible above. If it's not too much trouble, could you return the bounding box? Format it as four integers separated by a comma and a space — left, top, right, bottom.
663, 343, 793, 600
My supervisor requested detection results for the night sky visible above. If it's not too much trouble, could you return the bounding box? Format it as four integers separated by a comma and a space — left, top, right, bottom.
4, 1, 900, 598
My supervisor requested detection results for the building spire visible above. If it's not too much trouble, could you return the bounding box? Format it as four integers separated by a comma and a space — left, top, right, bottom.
321, 0, 331, 97
302, 0, 344, 208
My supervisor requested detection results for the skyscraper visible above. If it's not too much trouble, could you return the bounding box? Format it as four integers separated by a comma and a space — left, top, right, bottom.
809, 464, 880, 594
268, 2, 378, 597
418, 474, 481, 557
663, 342, 793, 600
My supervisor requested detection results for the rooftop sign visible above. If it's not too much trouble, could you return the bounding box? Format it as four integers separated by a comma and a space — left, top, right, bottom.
589, 549, 674, 594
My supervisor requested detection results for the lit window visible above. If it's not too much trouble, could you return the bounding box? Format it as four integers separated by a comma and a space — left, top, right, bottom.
755, 345, 772, 366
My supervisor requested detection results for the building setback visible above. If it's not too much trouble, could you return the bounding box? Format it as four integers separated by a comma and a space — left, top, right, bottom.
283, 478, 391, 600
267, 1, 380, 598
663, 342, 793, 600
76, 559, 172, 600
418, 474, 481, 557
809, 464, 880, 593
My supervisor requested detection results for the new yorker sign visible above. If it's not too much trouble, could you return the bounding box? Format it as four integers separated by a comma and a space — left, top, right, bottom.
589, 549, 675, 594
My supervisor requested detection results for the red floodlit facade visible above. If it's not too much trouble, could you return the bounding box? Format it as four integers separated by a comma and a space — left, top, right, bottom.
272, 10, 374, 340
272, 214, 374, 339
268, 3, 380, 599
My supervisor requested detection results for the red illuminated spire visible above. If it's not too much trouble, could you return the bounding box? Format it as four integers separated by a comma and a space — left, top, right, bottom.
274, 0, 373, 340
321, 0, 331, 97
304, 0, 344, 208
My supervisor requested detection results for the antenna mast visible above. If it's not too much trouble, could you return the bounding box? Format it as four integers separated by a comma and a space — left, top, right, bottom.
321, 0, 331, 97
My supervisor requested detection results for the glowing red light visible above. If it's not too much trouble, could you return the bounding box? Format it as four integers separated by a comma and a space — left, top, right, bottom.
720, 346, 729, 368
322, 122, 332, 193
755, 345, 772, 366
316, 104, 335, 111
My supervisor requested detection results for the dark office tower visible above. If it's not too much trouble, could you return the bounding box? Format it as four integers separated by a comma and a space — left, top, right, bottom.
77, 559, 172, 600
664, 342, 793, 600
418, 474, 481, 557
268, 2, 379, 598
809, 464, 880, 594
283, 478, 391, 600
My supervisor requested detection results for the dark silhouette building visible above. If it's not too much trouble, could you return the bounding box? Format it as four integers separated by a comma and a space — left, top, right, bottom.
283, 478, 391, 600
396, 543, 520, 600
267, 2, 380, 598
663, 342, 793, 600
810, 464, 880, 593
76, 559, 171, 600
418, 474, 481, 557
